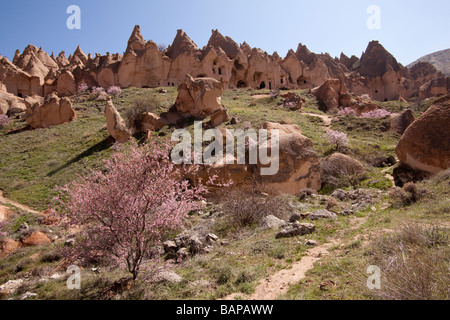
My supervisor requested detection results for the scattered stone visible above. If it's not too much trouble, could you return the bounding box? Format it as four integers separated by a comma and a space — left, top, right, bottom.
308, 209, 338, 221
64, 238, 76, 247
16, 222, 29, 233
210, 109, 231, 127
205, 233, 219, 245
289, 212, 308, 223
175, 75, 225, 119
176, 247, 190, 261
275, 222, 315, 239
0, 279, 24, 297
163, 240, 178, 254
305, 240, 319, 246
259, 215, 288, 229
20, 292, 38, 300
188, 236, 204, 256
153, 270, 183, 284
141, 112, 166, 132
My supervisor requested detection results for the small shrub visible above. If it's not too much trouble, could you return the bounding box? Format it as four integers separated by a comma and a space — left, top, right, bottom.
221, 188, 290, 229
297, 188, 316, 201
235, 270, 255, 285
0, 221, 6, 237
157, 43, 167, 52
125, 96, 159, 131
215, 265, 233, 285
91, 86, 105, 96
107, 86, 122, 97
389, 182, 427, 207
321, 155, 366, 189
369, 224, 450, 300
40, 251, 63, 263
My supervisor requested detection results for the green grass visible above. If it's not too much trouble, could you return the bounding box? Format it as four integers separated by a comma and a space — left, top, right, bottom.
1, 86, 447, 301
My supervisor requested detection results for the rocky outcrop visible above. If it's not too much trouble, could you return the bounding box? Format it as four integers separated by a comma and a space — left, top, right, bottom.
0, 87, 27, 115
314, 78, 348, 112
0, 55, 42, 97
418, 76, 450, 99
25, 92, 76, 129
396, 96, 450, 174
1, 26, 449, 103
174, 75, 225, 118
256, 122, 322, 194
140, 112, 166, 132
389, 109, 415, 135
105, 99, 131, 143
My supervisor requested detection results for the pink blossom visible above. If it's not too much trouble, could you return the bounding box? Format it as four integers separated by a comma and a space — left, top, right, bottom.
0, 115, 10, 128
107, 86, 122, 97
325, 129, 349, 150
338, 107, 357, 117
78, 82, 89, 93
91, 86, 105, 96
360, 109, 392, 118
54, 140, 208, 280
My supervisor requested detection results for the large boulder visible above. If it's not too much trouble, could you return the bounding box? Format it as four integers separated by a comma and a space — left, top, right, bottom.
314, 78, 344, 112
389, 109, 415, 135
21, 231, 51, 247
140, 112, 166, 132
174, 75, 225, 118
25, 92, 76, 128
396, 96, 450, 174
105, 99, 131, 143
256, 122, 322, 194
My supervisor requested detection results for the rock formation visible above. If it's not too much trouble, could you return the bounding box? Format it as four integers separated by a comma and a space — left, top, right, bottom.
256, 122, 322, 194
0, 86, 27, 115
389, 109, 415, 135
396, 96, 450, 174
25, 92, 76, 129
105, 99, 131, 143
174, 75, 226, 119
0, 26, 448, 104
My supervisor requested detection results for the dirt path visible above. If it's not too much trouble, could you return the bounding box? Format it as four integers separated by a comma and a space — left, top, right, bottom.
302, 113, 332, 126
221, 242, 335, 300
0, 190, 40, 214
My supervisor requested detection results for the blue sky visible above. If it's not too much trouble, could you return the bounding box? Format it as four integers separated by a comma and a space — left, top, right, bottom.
0, 0, 449, 65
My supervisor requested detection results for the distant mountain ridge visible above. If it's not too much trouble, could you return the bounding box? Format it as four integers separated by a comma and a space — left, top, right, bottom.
408, 48, 450, 77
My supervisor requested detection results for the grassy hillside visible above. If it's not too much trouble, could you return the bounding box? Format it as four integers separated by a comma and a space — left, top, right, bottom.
0, 87, 448, 301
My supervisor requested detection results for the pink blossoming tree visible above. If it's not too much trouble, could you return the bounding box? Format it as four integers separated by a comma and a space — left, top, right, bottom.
107, 86, 122, 97
324, 129, 349, 151
55, 140, 208, 280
